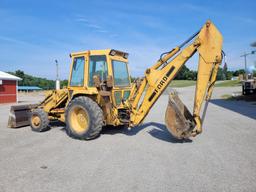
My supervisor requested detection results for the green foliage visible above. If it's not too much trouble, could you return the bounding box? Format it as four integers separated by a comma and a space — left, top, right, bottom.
217, 67, 225, 80
174, 65, 197, 80
15, 70, 25, 79
130, 76, 137, 82
8, 70, 68, 90
226, 71, 233, 80
217, 67, 246, 80
61, 80, 68, 87
232, 69, 245, 76
9, 67, 248, 90
172, 63, 247, 81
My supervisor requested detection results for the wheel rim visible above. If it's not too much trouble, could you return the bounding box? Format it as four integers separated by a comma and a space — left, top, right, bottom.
70, 106, 89, 133
31, 115, 41, 128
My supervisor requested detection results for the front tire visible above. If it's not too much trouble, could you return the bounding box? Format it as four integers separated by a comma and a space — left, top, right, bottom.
65, 96, 103, 140
30, 108, 49, 132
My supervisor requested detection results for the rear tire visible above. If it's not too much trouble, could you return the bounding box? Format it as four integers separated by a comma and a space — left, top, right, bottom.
65, 96, 103, 140
30, 108, 49, 132
242, 86, 249, 95
242, 86, 245, 95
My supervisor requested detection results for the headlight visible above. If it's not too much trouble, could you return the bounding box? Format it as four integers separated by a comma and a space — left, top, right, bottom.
110, 50, 116, 56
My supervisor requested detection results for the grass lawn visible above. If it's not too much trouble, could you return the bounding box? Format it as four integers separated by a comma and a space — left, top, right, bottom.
169, 80, 196, 87
215, 80, 241, 87
169, 80, 241, 88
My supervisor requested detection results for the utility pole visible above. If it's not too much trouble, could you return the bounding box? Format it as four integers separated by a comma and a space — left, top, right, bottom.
240, 52, 249, 73
240, 50, 255, 79
55, 60, 60, 90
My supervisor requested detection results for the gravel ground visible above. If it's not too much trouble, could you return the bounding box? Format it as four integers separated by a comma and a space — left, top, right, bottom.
0, 86, 255, 192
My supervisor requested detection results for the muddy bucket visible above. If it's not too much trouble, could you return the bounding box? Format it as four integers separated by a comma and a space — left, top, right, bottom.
8, 104, 37, 128
165, 91, 196, 139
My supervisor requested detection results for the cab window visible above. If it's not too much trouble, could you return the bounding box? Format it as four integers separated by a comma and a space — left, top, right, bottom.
112, 60, 130, 86
70, 57, 85, 86
89, 55, 108, 87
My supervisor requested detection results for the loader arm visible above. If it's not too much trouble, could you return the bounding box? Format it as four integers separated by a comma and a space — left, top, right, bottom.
128, 20, 223, 138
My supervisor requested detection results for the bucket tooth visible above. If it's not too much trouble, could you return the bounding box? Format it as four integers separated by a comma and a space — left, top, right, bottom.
165, 91, 196, 139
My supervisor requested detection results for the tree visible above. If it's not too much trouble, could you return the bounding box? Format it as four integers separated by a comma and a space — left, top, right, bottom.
8, 70, 56, 90
253, 70, 256, 77
233, 69, 245, 76
223, 62, 228, 80
15, 70, 25, 79
216, 68, 223, 80
61, 80, 68, 88
226, 71, 233, 80
175, 65, 190, 80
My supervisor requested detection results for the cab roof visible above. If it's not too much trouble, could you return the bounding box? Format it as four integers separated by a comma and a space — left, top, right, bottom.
70, 49, 128, 58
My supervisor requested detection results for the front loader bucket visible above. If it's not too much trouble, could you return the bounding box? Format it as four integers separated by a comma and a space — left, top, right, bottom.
165, 91, 196, 139
8, 104, 37, 128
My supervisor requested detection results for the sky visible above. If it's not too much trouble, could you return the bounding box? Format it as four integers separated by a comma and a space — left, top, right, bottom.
0, 0, 255, 80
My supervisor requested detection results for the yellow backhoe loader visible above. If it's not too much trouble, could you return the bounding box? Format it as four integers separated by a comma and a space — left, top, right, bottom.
8, 20, 223, 140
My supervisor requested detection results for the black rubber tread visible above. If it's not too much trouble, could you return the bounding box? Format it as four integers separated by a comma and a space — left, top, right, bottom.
30, 108, 50, 132
242, 86, 245, 95
65, 96, 103, 140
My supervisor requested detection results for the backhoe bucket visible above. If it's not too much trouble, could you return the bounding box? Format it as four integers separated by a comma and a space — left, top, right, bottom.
165, 91, 196, 139
8, 104, 36, 128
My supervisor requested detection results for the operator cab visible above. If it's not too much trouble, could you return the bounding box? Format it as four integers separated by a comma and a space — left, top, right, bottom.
68, 49, 132, 107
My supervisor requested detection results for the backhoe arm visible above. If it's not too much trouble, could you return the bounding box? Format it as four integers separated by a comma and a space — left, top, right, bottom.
128, 20, 223, 138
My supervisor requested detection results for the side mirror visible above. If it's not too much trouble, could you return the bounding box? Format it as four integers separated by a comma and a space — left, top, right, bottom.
106, 75, 113, 88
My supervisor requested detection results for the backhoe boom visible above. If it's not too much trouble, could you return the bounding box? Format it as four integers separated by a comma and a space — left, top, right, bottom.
128, 20, 223, 139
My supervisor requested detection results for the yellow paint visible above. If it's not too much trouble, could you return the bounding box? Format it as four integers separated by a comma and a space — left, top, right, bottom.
35, 20, 223, 139
31, 115, 41, 127
128, 20, 223, 138
69, 106, 89, 133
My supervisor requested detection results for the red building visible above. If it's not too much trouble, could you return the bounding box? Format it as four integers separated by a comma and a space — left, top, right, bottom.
0, 71, 21, 104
